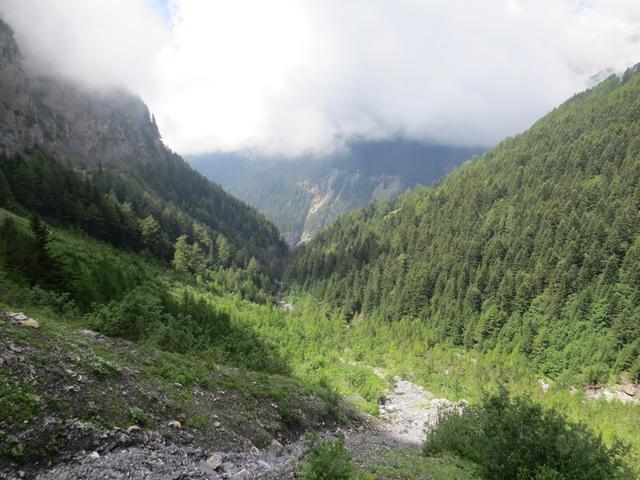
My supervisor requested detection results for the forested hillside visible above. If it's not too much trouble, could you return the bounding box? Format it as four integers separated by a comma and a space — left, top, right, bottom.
287, 66, 640, 383
0, 18, 286, 276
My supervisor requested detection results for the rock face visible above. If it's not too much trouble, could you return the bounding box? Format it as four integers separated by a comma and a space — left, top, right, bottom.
0, 18, 167, 169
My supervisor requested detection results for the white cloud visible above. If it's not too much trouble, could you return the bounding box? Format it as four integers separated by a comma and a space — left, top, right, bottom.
0, 0, 168, 93
2, 0, 640, 156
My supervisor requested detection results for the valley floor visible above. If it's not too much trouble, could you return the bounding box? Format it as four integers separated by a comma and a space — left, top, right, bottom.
1, 307, 480, 480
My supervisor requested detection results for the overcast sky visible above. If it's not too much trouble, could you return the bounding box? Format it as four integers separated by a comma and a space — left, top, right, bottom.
1, 0, 640, 157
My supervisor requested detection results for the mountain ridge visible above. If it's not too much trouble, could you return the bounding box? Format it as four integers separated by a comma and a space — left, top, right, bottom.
189, 141, 483, 245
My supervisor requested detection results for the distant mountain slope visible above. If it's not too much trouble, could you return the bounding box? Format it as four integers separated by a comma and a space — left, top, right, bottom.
0, 18, 286, 273
189, 141, 482, 245
287, 66, 640, 382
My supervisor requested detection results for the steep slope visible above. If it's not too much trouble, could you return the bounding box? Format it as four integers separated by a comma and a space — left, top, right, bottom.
0, 19, 165, 169
287, 66, 640, 382
189, 141, 482, 245
0, 18, 286, 273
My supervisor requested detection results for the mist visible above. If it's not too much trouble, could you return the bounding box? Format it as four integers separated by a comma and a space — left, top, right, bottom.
2, 0, 640, 157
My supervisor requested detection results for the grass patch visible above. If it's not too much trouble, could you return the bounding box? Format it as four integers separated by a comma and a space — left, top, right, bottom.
362, 449, 480, 480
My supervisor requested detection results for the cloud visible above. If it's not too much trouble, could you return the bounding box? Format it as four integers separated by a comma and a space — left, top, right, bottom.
2, 0, 640, 156
0, 0, 168, 92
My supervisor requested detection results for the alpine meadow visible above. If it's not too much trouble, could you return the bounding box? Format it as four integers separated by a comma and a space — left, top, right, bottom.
1, 3, 640, 480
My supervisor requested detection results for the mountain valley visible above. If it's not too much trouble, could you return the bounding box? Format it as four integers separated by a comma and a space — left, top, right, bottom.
188, 141, 482, 245
0, 11, 639, 480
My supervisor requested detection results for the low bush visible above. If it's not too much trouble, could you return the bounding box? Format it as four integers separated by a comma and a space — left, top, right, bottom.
424, 388, 635, 480
300, 434, 357, 480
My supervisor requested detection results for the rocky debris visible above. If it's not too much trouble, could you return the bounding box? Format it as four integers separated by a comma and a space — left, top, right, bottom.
376, 377, 460, 447
0, 312, 39, 328
86, 451, 100, 461
233, 469, 251, 479
256, 460, 271, 470
25, 432, 314, 480
276, 300, 294, 312
78, 329, 102, 339
20, 318, 40, 328
0, 311, 357, 479
584, 384, 640, 404
32, 443, 212, 480
539, 379, 551, 392
346, 376, 464, 466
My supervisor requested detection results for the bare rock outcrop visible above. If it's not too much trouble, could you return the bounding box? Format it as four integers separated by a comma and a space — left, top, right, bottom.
0, 18, 168, 170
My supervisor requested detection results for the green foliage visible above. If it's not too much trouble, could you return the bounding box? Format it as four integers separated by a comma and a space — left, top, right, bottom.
87, 286, 169, 341
128, 406, 153, 428
424, 388, 635, 480
300, 435, 357, 480
0, 165, 14, 207
362, 449, 480, 480
0, 377, 41, 425
287, 67, 640, 382
0, 215, 64, 290
172, 234, 201, 273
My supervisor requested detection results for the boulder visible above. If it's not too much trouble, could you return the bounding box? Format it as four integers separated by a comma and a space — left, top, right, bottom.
621, 384, 638, 397
20, 318, 39, 328
206, 453, 223, 470
234, 469, 252, 479
126, 425, 141, 434
267, 439, 283, 456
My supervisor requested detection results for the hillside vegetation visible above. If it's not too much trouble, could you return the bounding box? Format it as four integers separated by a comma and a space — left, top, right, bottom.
4, 209, 634, 478
0, 209, 368, 473
287, 66, 640, 385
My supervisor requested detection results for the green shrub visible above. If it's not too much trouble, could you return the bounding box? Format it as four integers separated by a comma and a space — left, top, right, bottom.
424, 388, 635, 480
128, 406, 153, 428
300, 435, 356, 480
0, 379, 41, 425
86, 287, 165, 341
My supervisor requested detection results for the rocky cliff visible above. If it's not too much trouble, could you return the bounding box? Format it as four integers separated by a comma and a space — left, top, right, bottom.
0, 18, 166, 169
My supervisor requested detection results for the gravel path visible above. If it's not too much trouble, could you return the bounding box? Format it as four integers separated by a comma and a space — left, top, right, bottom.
346, 376, 460, 466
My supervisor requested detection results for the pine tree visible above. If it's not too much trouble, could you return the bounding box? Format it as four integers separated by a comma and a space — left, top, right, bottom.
172, 235, 191, 273
0, 167, 14, 207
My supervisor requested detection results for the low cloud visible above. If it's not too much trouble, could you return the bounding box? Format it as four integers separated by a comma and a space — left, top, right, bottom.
2, 0, 640, 156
